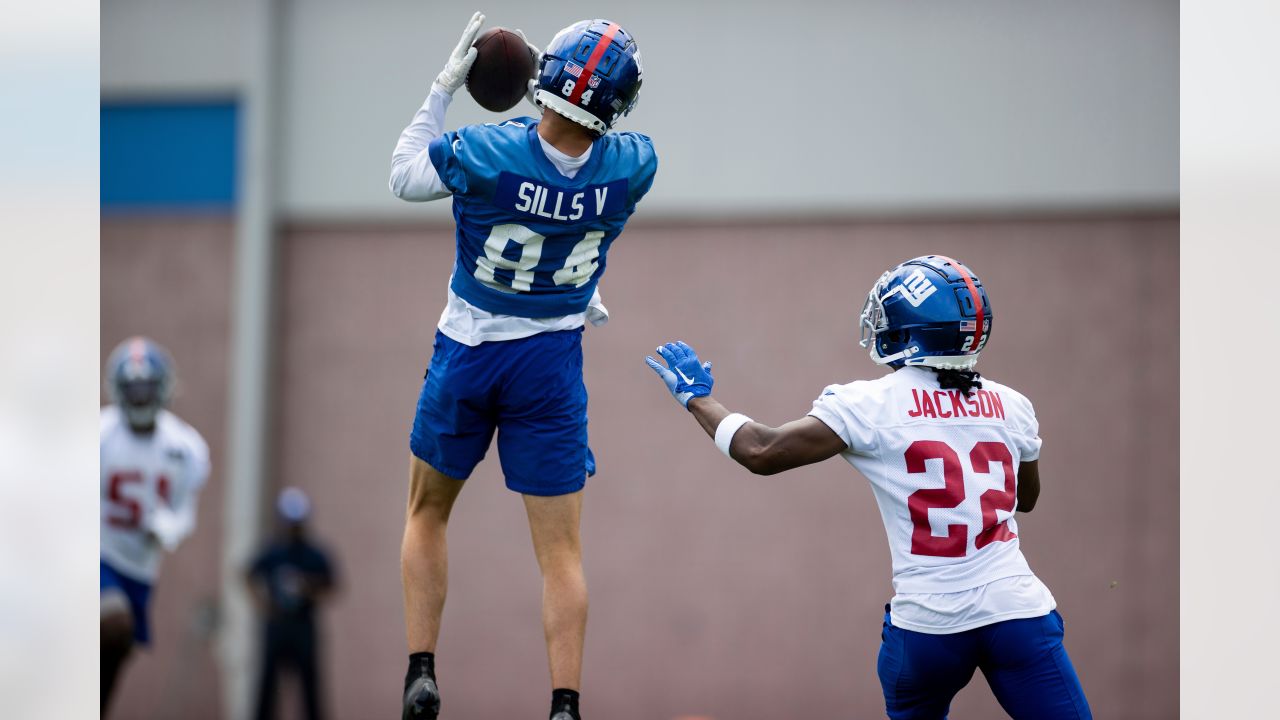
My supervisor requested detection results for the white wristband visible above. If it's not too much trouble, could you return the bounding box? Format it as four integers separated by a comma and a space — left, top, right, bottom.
714, 413, 753, 458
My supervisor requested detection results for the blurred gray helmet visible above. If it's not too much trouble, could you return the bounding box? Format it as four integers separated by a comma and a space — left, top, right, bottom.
105, 336, 175, 430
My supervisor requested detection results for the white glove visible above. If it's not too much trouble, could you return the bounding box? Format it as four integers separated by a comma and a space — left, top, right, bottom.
147, 506, 184, 553
435, 11, 485, 95
513, 28, 542, 108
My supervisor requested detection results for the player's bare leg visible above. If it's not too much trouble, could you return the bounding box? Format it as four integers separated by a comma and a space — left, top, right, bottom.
100, 594, 134, 715
524, 490, 588, 718
401, 454, 465, 718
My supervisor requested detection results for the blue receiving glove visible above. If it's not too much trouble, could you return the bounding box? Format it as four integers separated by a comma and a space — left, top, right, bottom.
645, 341, 714, 409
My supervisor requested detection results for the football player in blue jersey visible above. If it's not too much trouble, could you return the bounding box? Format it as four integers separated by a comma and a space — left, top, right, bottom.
389, 13, 655, 720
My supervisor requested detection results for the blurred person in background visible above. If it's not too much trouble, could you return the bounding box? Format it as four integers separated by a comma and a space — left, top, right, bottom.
100, 337, 210, 716
388, 12, 653, 720
246, 487, 338, 720
647, 256, 1092, 720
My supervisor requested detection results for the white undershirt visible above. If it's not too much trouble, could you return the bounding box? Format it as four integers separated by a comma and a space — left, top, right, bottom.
389, 85, 608, 346
890, 574, 1057, 634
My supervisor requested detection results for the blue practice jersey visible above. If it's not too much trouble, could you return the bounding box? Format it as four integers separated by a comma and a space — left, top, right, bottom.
428, 118, 657, 318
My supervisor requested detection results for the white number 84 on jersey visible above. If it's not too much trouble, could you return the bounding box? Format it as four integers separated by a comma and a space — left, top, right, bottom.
475, 223, 603, 293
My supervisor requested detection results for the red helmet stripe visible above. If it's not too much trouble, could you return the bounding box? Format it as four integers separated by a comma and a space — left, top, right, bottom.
128, 336, 147, 368
934, 256, 984, 354
567, 22, 621, 106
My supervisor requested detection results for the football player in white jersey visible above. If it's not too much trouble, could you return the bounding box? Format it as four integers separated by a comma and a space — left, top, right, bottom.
100, 337, 210, 715
646, 256, 1092, 719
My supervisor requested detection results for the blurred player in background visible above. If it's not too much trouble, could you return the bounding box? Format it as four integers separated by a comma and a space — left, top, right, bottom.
646, 256, 1092, 719
388, 12, 654, 720
100, 337, 209, 715
247, 487, 338, 720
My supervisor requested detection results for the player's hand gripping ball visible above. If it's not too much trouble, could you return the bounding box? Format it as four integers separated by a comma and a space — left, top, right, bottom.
466, 26, 539, 112
434, 11, 484, 96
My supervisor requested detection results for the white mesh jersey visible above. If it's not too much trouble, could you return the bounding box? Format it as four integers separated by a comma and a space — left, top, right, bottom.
100, 406, 210, 583
807, 366, 1055, 633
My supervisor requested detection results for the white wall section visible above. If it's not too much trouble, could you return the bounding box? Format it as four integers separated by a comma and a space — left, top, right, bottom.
103, 0, 1178, 217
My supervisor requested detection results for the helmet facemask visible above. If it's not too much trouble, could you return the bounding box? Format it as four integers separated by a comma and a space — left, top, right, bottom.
106, 337, 174, 432
858, 271, 888, 352
860, 271, 921, 366
117, 376, 166, 431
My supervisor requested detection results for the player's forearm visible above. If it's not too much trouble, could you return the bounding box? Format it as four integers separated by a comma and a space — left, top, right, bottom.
389, 87, 453, 201
687, 396, 777, 474
398, 86, 452, 151
686, 395, 733, 438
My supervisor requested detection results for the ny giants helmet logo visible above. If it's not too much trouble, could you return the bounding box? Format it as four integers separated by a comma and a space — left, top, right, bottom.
885, 268, 937, 308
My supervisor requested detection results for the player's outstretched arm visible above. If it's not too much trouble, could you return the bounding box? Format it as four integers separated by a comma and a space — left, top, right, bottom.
646, 341, 847, 476
388, 10, 485, 201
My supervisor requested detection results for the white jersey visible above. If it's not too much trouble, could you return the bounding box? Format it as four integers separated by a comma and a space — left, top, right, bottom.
807, 366, 1055, 633
100, 406, 210, 583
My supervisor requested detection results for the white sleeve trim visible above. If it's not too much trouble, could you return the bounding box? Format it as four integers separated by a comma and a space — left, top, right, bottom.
806, 405, 849, 448
389, 85, 453, 201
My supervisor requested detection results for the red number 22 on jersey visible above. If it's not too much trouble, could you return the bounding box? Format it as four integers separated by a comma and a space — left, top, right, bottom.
905, 439, 1018, 557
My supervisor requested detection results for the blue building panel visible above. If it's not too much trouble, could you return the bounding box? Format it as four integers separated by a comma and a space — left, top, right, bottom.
101, 101, 238, 209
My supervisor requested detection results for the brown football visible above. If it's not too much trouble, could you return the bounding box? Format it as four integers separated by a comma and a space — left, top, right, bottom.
466, 27, 535, 113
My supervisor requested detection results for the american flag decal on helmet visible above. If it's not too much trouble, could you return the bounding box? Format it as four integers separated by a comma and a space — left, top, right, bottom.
960, 320, 977, 331
566, 62, 583, 78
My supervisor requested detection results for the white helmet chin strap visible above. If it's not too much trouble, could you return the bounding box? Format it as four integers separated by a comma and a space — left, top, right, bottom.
870, 344, 921, 366
534, 90, 609, 134
869, 339, 980, 370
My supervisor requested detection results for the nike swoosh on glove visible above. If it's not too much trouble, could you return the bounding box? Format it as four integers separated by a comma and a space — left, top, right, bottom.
645, 340, 714, 409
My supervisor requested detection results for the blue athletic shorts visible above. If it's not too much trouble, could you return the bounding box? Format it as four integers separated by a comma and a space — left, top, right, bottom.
101, 560, 153, 646
877, 606, 1092, 720
409, 328, 595, 496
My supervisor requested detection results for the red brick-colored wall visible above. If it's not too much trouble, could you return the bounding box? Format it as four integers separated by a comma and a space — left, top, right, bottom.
101, 214, 1177, 718
266, 215, 1177, 719
102, 216, 234, 719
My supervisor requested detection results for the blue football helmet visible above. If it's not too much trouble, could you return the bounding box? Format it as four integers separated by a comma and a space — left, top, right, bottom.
858, 255, 993, 370
105, 336, 175, 430
534, 19, 643, 135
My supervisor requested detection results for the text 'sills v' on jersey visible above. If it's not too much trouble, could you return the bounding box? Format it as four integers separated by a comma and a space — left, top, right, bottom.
100, 406, 210, 582
428, 118, 657, 318
808, 367, 1042, 595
